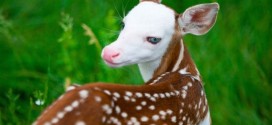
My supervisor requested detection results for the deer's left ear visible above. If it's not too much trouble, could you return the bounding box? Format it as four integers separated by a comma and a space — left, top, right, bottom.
178, 3, 219, 35
140, 0, 162, 3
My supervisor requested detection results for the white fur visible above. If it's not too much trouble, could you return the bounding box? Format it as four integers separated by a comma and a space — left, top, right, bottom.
138, 59, 161, 82
103, 2, 175, 81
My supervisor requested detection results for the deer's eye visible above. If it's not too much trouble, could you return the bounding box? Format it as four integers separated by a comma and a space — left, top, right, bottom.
147, 37, 162, 44
120, 21, 125, 29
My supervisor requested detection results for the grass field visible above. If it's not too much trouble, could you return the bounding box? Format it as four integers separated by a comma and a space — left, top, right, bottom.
0, 0, 271, 124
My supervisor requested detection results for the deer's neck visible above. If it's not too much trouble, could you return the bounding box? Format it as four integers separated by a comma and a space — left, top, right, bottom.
138, 28, 201, 82
154, 38, 200, 78
138, 59, 161, 82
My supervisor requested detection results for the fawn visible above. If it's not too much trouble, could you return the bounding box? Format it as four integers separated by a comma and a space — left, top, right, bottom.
33, 0, 219, 125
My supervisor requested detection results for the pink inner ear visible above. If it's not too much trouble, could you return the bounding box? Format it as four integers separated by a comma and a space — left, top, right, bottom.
179, 3, 219, 35
191, 8, 212, 22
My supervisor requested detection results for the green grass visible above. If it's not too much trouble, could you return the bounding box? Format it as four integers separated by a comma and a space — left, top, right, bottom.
0, 0, 271, 124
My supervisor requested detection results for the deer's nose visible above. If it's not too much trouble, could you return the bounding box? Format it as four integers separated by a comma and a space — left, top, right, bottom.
102, 47, 120, 64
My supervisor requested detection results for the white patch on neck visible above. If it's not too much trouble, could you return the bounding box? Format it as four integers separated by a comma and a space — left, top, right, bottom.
172, 39, 185, 72
138, 58, 161, 82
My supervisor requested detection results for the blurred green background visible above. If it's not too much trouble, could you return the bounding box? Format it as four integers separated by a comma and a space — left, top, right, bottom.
0, 0, 271, 124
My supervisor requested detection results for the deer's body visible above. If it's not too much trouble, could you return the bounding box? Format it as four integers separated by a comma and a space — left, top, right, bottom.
33, 1, 219, 125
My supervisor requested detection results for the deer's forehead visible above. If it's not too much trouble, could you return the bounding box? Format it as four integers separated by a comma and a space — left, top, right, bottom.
124, 2, 175, 30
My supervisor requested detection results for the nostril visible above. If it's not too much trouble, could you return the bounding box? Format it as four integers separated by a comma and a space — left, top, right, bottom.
112, 53, 120, 58
102, 47, 120, 63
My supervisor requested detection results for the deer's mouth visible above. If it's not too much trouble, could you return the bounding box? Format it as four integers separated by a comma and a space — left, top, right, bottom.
104, 60, 130, 67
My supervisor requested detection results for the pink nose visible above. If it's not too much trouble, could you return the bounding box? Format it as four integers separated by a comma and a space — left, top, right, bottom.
102, 47, 120, 64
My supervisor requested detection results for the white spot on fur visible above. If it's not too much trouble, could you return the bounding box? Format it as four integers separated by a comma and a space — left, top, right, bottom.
199, 99, 202, 107
182, 93, 187, 99
188, 82, 192, 87
150, 97, 156, 102
102, 104, 112, 115
94, 96, 102, 102
71, 101, 79, 108
141, 116, 149, 122
44, 122, 51, 125
159, 110, 166, 116
131, 98, 136, 102
144, 93, 151, 98
112, 97, 118, 101
51, 118, 59, 124
203, 106, 206, 113
135, 92, 143, 98
195, 104, 198, 110
165, 92, 171, 97
115, 106, 120, 114
125, 91, 133, 97
183, 86, 188, 90
102, 116, 106, 123
79, 90, 89, 99
121, 112, 128, 118
136, 105, 142, 110
175, 90, 180, 95
75, 121, 86, 125
179, 109, 183, 114
153, 93, 159, 98
171, 116, 177, 123
64, 106, 73, 112
166, 109, 173, 114
57, 112, 65, 119
124, 96, 130, 101
159, 93, 165, 98
182, 116, 186, 121
103, 90, 111, 95
141, 101, 147, 106
152, 115, 159, 121
113, 92, 120, 98
149, 105, 155, 110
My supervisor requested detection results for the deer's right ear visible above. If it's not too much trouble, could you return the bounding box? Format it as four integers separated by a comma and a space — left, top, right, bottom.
178, 3, 219, 35
140, 0, 162, 3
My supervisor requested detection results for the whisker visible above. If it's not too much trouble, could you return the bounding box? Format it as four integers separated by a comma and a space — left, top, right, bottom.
112, 0, 123, 21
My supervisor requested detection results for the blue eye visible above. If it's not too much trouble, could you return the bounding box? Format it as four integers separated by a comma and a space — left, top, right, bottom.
147, 37, 162, 44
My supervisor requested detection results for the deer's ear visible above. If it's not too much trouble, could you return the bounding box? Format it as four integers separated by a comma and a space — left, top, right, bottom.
178, 3, 219, 35
140, 0, 162, 3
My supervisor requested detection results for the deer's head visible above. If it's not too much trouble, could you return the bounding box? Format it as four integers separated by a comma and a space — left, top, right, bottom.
102, 0, 219, 67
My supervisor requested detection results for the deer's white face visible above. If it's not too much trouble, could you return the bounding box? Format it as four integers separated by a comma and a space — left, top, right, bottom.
102, 2, 175, 67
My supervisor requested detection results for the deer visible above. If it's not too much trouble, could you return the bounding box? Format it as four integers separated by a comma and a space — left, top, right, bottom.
33, 0, 219, 125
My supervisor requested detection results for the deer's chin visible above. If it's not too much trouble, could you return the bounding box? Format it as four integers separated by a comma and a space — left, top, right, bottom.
104, 60, 132, 68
